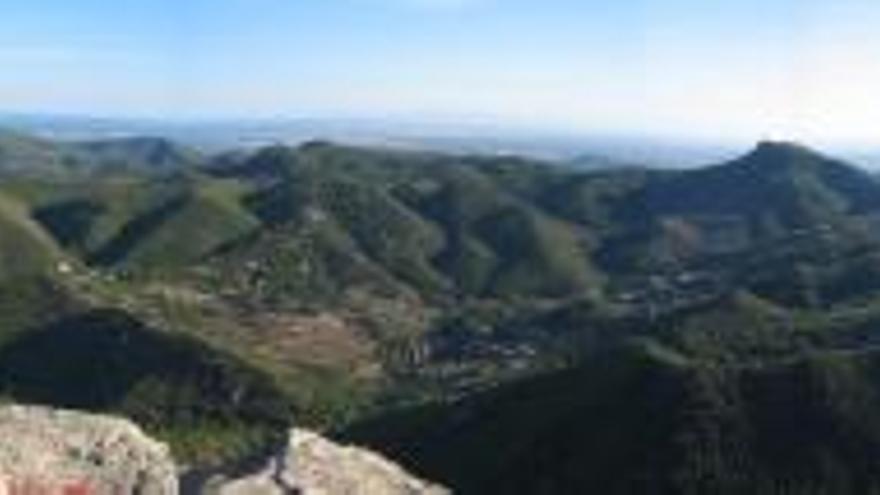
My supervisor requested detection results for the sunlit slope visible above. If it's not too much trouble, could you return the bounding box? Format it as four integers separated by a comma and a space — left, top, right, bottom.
30, 177, 259, 273
0, 191, 64, 280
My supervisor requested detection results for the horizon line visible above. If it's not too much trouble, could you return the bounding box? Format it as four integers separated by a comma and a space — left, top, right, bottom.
0, 109, 878, 152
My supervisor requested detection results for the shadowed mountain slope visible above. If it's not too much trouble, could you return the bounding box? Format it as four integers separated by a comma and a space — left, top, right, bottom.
345, 341, 880, 495
0, 309, 293, 464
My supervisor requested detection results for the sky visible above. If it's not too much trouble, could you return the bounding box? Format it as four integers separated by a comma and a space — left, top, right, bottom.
0, 0, 878, 146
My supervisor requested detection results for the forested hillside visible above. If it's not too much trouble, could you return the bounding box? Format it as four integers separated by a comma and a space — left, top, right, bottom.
4, 132, 880, 490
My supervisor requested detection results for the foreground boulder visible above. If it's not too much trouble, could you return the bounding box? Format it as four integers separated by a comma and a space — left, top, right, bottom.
0, 405, 177, 495
0, 405, 446, 495
215, 429, 448, 495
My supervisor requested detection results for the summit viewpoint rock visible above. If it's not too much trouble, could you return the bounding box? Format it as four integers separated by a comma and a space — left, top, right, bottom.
211, 429, 449, 495
0, 405, 178, 495
0, 406, 447, 495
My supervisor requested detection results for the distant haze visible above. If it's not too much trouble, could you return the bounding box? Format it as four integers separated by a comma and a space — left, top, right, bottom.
0, 0, 878, 148
6, 112, 880, 171
0, 113, 746, 168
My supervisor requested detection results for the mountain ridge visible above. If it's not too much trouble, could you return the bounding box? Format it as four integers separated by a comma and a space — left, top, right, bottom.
2, 132, 880, 489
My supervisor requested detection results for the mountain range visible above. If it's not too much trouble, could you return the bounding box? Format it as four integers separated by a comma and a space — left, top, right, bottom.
3, 130, 880, 491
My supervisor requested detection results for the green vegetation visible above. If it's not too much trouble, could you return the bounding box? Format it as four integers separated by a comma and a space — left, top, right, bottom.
0, 192, 64, 281
70, 136, 201, 172
345, 341, 880, 494
0, 129, 202, 176
0, 309, 292, 464
6, 132, 880, 487
0, 130, 72, 176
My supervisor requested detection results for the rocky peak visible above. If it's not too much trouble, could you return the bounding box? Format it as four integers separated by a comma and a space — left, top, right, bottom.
738, 140, 830, 172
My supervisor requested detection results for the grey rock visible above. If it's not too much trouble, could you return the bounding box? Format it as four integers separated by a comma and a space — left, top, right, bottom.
0, 406, 447, 495
216, 429, 449, 495
0, 405, 178, 495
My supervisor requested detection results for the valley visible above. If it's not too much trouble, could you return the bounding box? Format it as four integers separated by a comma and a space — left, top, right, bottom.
3, 131, 880, 491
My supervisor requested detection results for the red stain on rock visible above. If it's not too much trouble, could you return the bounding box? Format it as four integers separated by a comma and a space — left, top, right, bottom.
62, 480, 93, 495
4, 478, 96, 495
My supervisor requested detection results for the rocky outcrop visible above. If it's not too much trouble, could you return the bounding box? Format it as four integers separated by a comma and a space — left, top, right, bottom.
212, 429, 448, 495
0, 406, 447, 495
0, 405, 177, 495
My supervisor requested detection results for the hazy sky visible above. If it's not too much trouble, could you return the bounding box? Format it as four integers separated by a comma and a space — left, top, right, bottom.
1, 0, 878, 144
